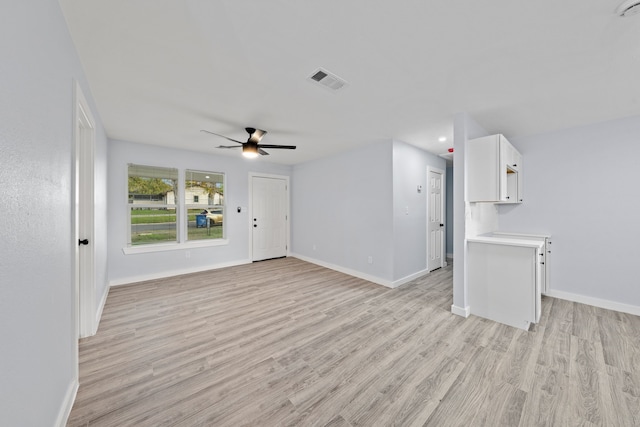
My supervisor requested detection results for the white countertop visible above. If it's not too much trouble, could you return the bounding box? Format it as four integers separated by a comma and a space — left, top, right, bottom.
466, 234, 545, 249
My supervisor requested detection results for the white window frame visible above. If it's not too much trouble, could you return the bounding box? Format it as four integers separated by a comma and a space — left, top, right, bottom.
126, 164, 179, 249
123, 166, 229, 255
184, 169, 226, 243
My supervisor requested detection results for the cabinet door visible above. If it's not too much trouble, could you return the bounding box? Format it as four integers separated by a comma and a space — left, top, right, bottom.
498, 138, 509, 201
467, 242, 537, 330
517, 159, 523, 202
466, 135, 501, 202
511, 149, 522, 171
500, 136, 522, 203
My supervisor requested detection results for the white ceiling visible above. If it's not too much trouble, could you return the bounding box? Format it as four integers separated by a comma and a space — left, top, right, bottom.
59, 0, 640, 165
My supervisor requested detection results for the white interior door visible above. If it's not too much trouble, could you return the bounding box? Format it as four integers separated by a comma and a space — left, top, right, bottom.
252, 176, 288, 261
74, 82, 96, 338
428, 168, 444, 271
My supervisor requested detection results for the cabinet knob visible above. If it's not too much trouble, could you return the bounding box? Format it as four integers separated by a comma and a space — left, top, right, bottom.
513, 164, 517, 167
540, 262, 545, 265
506, 196, 510, 199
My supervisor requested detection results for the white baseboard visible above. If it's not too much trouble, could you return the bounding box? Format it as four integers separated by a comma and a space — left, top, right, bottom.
291, 253, 394, 288
93, 282, 109, 334
391, 268, 430, 289
55, 379, 78, 427
109, 259, 252, 287
291, 254, 431, 289
546, 289, 640, 317
451, 304, 470, 318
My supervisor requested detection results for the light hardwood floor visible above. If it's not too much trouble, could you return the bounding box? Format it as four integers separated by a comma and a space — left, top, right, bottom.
68, 257, 640, 426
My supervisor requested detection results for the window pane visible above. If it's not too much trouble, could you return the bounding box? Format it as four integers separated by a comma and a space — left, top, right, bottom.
128, 164, 178, 204
185, 170, 224, 241
128, 164, 178, 245
130, 207, 177, 245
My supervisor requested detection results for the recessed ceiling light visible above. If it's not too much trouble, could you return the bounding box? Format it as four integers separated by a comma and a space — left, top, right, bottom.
617, 0, 640, 16
438, 136, 447, 143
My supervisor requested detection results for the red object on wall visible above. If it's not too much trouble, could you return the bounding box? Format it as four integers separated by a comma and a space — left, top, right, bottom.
448, 148, 454, 153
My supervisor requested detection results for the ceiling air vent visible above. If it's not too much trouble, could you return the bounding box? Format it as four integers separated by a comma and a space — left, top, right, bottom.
308, 68, 347, 92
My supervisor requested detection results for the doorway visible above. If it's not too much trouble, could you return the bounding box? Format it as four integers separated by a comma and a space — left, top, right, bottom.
250, 174, 289, 262
73, 82, 96, 339
427, 166, 445, 271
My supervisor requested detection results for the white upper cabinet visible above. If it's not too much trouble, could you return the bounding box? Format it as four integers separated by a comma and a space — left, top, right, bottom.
466, 134, 523, 203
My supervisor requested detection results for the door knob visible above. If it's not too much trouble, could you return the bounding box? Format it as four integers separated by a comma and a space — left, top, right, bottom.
79, 239, 89, 246
439, 223, 444, 227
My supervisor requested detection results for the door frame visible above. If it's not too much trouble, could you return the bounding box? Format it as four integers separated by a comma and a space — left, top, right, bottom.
73, 81, 96, 341
426, 166, 446, 271
248, 172, 290, 262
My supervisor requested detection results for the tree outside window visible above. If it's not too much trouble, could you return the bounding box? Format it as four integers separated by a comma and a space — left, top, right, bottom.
128, 164, 178, 245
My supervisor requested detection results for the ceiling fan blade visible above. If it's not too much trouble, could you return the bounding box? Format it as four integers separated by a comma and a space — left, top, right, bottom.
217, 145, 242, 149
259, 144, 296, 150
258, 148, 269, 156
247, 128, 267, 144
200, 129, 244, 144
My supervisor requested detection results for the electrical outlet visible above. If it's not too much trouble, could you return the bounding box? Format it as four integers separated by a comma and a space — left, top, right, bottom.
367, 256, 373, 264
405, 206, 409, 215
313, 244, 316, 251
185, 251, 190, 259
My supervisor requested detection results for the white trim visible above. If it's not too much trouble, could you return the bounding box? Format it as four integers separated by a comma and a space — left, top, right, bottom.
55, 379, 78, 427
391, 268, 430, 288
545, 289, 640, 317
291, 253, 393, 288
427, 165, 446, 272
109, 259, 251, 287
122, 238, 229, 255
451, 304, 471, 317
248, 172, 291, 261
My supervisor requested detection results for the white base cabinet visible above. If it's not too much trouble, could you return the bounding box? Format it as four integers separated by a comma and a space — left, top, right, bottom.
490, 232, 551, 294
467, 237, 544, 330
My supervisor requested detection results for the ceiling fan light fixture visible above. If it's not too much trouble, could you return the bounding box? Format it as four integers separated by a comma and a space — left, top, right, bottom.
617, 0, 640, 16
242, 144, 259, 158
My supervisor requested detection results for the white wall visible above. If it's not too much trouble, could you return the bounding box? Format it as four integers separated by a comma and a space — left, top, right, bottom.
498, 115, 640, 309
0, 1, 108, 425
452, 112, 489, 314
291, 139, 445, 286
392, 140, 447, 280
291, 140, 395, 282
107, 140, 291, 284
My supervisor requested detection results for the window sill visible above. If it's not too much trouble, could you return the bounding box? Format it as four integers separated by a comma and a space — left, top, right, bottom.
122, 239, 229, 255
